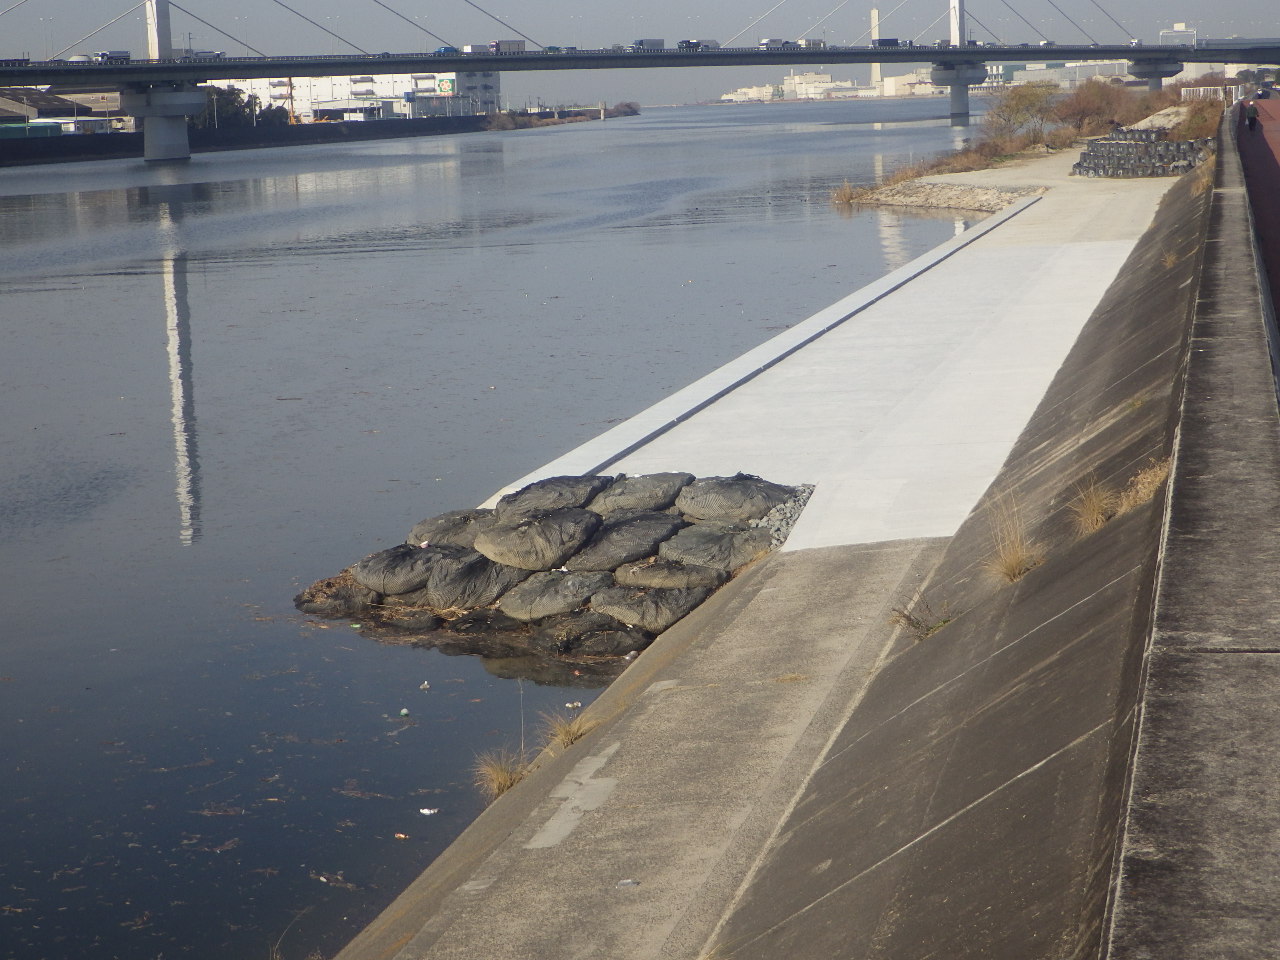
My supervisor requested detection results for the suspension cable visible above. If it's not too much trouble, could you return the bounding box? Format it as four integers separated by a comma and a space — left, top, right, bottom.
366, 0, 453, 49
453, 0, 542, 50
909, 9, 949, 46
51, 1, 148, 60
993, 0, 1049, 43
724, 0, 793, 47
1041, 0, 1097, 43
0, 0, 34, 20
267, 0, 369, 54
965, 10, 1004, 45
795, 0, 855, 43
1083, 0, 1132, 40
168, 2, 268, 56
843, 0, 915, 46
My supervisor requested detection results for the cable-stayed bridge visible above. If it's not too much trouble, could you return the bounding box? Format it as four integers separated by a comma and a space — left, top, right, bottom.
2, 0, 1276, 160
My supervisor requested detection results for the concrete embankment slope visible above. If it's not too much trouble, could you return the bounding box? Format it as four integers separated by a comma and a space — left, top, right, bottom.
711, 166, 1211, 960
338, 151, 1211, 959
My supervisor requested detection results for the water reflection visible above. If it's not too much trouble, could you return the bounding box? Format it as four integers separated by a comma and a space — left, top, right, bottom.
157, 205, 202, 544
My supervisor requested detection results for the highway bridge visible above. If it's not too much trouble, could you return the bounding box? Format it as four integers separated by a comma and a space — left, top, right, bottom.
2, 0, 1277, 161
3, 42, 1278, 88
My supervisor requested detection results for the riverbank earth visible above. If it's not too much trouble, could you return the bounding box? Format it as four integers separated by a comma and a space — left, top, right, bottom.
852, 105, 1205, 212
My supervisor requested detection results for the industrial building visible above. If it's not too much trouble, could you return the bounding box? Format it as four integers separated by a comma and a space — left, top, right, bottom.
224, 70, 502, 122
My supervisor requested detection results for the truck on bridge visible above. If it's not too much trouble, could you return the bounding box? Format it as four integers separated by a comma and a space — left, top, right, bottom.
628, 39, 665, 52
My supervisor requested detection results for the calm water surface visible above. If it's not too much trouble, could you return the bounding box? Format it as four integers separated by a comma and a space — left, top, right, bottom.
0, 99, 975, 959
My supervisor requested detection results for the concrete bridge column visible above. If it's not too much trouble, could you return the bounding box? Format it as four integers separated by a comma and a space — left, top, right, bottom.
931, 62, 988, 125
120, 84, 208, 161
1128, 59, 1184, 91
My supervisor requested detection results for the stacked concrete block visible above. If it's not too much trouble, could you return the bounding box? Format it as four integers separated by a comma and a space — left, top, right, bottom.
1072, 130, 1215, 178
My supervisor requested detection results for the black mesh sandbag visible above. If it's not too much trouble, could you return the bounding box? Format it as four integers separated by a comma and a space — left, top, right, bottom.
350, 543, 436, 595
613, 557, 729, 590
390, 543, 531, 610
564, 511, 685, 571
374, 607, 444, 632
589, 585, 711, 634
658, 523, 773, 572
497, 570, 615, 622
293, 572, 380, 618
494, 475, 616, 522
674, 473, 795, 523
571, 622, 655, 657
530, 611, 651, 657
446, 608, 529, 634
407, 508, 494, 548
586, 472, 694, 515
473, 507, 601, 571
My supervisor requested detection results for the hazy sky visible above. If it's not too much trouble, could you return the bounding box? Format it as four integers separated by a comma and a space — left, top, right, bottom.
2, 0, 1274, 104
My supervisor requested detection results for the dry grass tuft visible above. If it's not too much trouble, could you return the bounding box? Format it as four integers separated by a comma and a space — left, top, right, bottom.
472, 748, 529, 804
888, 590, 955, 641
540, 711, 599, 751
1161, 250, 1181, 269
984, 497, 1044, 583
1117, 457, 1171, 514
829, 179, 864, 204
1070, 476, 1119, 537
1190, 155, 1216, 196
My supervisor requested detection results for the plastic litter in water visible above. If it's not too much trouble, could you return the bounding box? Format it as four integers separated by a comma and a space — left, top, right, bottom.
564, 701, 582, 710
419, 681, 431, 691
419, 808, 439, 816
399, 708, 410, 717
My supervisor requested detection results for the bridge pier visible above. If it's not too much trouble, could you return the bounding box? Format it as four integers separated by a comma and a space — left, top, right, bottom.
1128, 59, 1184, 91
931, 62, 989, 125
121, 84, 207, 161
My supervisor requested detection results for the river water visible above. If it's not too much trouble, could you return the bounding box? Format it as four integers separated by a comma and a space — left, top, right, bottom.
0, 98, 976, 959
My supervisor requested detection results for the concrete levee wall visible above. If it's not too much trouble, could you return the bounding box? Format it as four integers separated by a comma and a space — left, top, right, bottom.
1102, 107, 1280, 960
710, 167, 1214, 958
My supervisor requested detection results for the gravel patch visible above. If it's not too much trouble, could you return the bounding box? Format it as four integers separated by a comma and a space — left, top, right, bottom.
852, 180, 1045, 213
